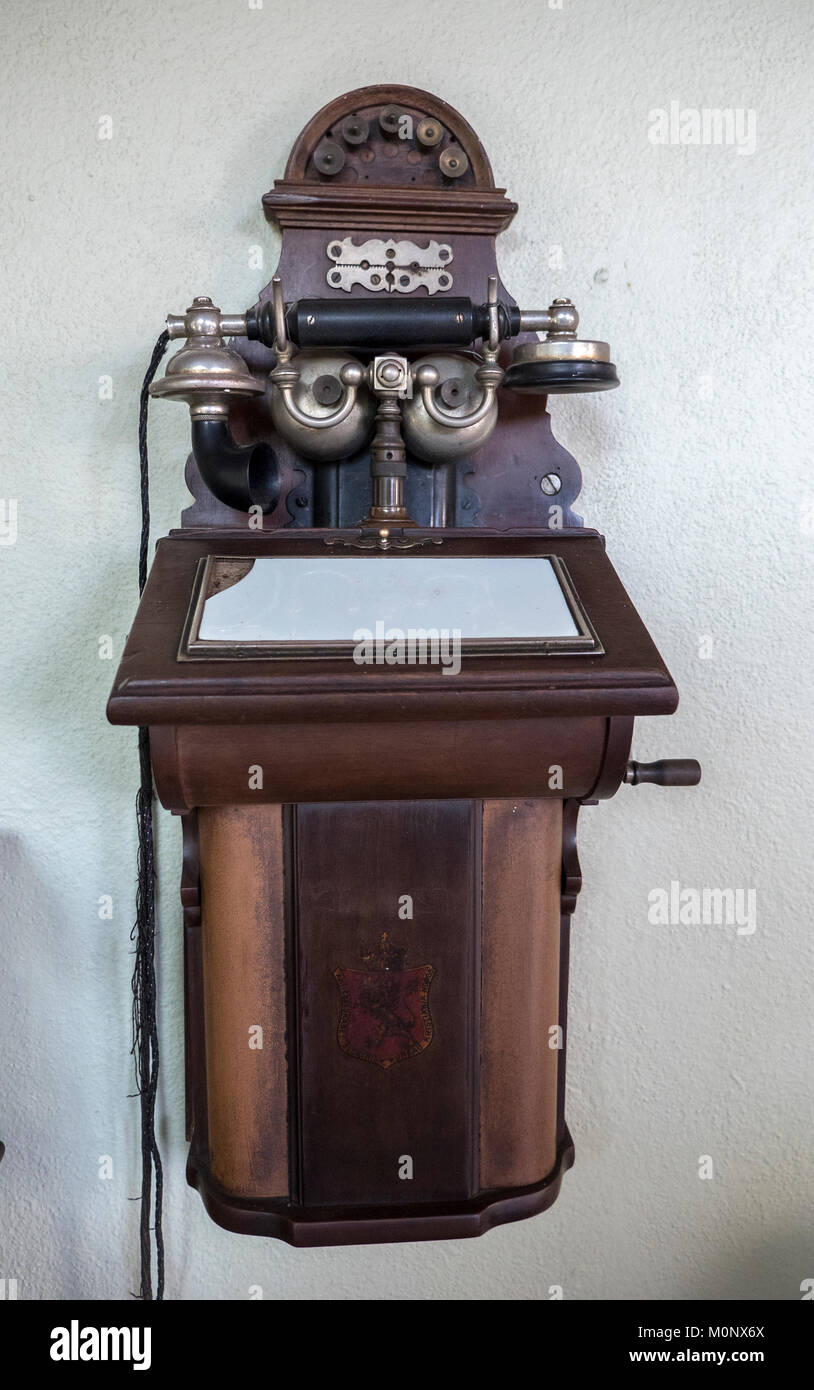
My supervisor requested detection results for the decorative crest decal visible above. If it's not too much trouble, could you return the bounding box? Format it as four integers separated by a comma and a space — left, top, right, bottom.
334, 933, 434, 1069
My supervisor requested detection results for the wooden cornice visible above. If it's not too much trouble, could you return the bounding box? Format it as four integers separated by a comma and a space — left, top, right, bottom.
263, 183, 518, 235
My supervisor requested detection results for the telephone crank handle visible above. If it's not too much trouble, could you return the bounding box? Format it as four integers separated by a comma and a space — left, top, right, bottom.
624, 759, 702, 787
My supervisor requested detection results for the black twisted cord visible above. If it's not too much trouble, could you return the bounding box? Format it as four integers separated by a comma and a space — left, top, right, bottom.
132, 329, 168, 1300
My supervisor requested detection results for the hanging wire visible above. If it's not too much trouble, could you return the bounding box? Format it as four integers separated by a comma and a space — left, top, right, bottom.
132, 329, 169, 1300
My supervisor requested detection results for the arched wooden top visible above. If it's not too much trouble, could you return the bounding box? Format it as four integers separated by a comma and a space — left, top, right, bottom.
284, 84, 496, 187
264, 84, 517, 235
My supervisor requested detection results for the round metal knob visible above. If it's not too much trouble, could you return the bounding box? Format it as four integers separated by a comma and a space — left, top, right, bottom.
548, 298, 580, 336
339, 361, 365, 388
340, 113, 369, 145
413, 363, 440, 390
312, 374, 342, 406
438, 376, 469, 408
313, 140, 345, 176
439, 145, 468, 178
416, 117, 443, 147
379, 105, 402, 136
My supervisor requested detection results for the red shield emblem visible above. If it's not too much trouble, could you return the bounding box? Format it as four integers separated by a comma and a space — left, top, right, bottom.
334, 933, 434, 1069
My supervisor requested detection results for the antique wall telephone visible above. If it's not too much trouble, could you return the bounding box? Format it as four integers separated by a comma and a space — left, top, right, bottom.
109, 85, 700, 1299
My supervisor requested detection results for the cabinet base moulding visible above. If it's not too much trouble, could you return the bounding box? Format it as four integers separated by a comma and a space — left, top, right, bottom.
186, 1130, 576, 1247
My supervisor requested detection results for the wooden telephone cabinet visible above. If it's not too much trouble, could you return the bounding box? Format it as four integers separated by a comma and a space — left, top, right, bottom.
109, 86, 698, 1249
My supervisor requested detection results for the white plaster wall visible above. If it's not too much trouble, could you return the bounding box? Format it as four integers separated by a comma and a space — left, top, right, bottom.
0, 0, 811, 1300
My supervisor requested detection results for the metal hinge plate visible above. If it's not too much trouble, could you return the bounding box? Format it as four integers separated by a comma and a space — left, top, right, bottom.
326, 237, 454, 294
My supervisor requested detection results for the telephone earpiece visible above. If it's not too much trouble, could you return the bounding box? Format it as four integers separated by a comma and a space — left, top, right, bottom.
504, 298, 619, 394
503, 344, 619, 394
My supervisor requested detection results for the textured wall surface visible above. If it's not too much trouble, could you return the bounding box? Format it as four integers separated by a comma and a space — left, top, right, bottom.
0, 0, 811, 1300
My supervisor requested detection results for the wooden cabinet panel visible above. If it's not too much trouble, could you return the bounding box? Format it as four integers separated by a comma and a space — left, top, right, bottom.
294, 801, 480, 1206
158, 717, 605, 808
199, 805, 288, 1199
480, 799, 562, 1188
